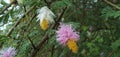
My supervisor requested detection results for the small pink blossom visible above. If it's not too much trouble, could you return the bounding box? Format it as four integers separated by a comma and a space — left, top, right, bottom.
56, 23, 80, 46
0, 47, 16, 57
89, 26, 94, 32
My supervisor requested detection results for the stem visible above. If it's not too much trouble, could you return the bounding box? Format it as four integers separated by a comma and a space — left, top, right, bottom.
103, 0, 120, 10
27, 35, 36, 49
6, 4, 37, 37
26, 14, 37, 49
29, 7, 67, 57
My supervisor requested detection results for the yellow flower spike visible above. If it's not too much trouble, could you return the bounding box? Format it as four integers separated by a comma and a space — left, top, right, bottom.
40, 19, 49, 30
67, 39, 78, 53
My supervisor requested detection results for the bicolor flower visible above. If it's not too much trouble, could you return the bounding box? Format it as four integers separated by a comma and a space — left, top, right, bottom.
56, 23, 80, 53
37, 6, 55, 30
0, 47, 16, 57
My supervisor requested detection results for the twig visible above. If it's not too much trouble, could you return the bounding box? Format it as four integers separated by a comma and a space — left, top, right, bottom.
107, 51, 114, 57
51, 45, 55, 57
27, 14, 37, 26
26, 14, 37, 49
0, 3, 12, 14
103, 0, 120, 10
0, 5, 15, 24
30, 7, 67, 57
0, 0, 17, 14
15, 14, 37, 50
79, 0, 87, 32
27, 35, 36, 49
15, 40, 22, 50
6, 4, 37, 37
44, 0, 56, 8
44, 0, 49, 5
44, 0, 51, 8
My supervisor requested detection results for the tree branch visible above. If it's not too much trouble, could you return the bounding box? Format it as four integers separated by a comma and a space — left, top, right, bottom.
79, 0, 87, 32
0, 0, 17, 14
15, 14, 37, 50
0, 4, 12, 14
26, 14, 37, 49
22, 14, 37, 49
103, 0, 120, 10
44, 0, 56, 8
30, 7, 67, 57
6, 4, 37, 37
27, 35, 37, 49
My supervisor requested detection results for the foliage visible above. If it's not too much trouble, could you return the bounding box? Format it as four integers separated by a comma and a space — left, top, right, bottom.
0, 0, 120, 57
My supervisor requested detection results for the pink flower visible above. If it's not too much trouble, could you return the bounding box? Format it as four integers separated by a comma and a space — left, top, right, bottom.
0, 47, 16, 57
56, 23, 80, 46
89, 26, 94, 32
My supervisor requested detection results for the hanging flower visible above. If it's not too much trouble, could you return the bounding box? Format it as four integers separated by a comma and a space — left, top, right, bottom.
56, 23, 79, 45
37, 6, 55, 30
0, 47, 16, 57
56, 23, 80, 53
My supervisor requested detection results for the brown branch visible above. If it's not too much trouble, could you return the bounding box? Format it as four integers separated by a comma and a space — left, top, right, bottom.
27, 35, 37, 49
0, 0, 17, 14
44, 0, 56, 8
30, 6, 67, 57
30, 33, 48, 57
15, 14, 37, 50
27, 14, 37, 27
6, 4, 37, 37
0, 3, 12, 14
44, 0, 48, 3
51, 45, 55, 57
1, 6, 14, 17
26, 14, 37, 49
79, 0, 86, 32
22, 14, 37, 49
44, 0, 51, 8
0, 6, 15, 25
103, 0, 120, 10
107, 51, 114, 57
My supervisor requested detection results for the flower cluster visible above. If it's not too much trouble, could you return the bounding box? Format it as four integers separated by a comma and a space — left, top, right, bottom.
0, 47, 16, 57
56, 23, 80, 53
37, 6, 55, 30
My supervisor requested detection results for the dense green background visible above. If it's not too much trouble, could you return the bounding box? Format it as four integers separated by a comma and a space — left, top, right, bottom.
0, 0, 120, 57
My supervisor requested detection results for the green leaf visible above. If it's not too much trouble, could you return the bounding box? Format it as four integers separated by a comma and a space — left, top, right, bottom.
111, 38, 120, 51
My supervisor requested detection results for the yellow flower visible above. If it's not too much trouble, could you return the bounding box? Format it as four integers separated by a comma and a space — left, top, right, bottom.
37, 6, 55, 30
67, 39, 78, 53
40, 19, 49, 30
